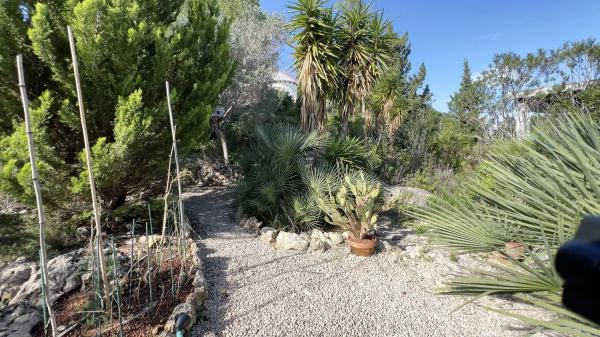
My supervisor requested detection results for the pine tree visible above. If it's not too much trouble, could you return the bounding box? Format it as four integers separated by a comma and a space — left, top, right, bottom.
448, 59, 485, 138
0, 0, 234, 211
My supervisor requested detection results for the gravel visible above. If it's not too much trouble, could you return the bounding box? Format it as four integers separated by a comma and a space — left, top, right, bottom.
184, 187, 547, 337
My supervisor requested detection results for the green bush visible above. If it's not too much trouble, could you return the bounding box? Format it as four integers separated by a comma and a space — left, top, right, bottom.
0, 0, 235, 214
412, 112, 600, 335
237, 123, 374, 231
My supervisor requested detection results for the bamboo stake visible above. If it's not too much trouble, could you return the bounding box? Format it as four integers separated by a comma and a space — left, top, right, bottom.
165, 81, 185, 238
145, 221, 153, 303
16, 54, 58, 337
129, 219, 135, 306
161, 145, 174, 237
111, 238, 124, 337
67, 26, 111, 304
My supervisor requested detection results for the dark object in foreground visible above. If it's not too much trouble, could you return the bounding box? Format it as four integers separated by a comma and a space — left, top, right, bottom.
556, 215, 600, 325
174, 312, 191, 337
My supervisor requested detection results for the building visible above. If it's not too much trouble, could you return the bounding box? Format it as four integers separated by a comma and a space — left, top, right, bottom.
516, 80, 597, 138
271, 71, 298, 101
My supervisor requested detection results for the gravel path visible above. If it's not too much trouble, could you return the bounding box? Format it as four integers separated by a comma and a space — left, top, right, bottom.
184, 187, 542, 337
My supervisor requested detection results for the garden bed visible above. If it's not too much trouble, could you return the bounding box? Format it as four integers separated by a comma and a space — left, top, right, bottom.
30, 235, 205, 337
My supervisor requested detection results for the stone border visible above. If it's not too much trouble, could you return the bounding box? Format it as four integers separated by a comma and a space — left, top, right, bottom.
161, 215, 207, 336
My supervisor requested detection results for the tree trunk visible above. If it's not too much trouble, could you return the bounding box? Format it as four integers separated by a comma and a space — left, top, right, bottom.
217, 127, 229, 165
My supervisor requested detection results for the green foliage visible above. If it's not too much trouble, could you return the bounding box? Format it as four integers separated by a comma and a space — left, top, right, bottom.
441, 246, 562, 296
413, 112, 600, 252
0, 213, 38, 263
431, 117, 474, 170
0, 0, 235, 214
288, 0, 340, 131
237, 123, 326, 231
335, 0, 396, 131
237, 123, 374, 231
448, 59, 487, 138
310, 170, 382, 238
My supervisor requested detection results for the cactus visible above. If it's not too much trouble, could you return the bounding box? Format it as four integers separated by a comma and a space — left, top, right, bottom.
315, 171, 381, 239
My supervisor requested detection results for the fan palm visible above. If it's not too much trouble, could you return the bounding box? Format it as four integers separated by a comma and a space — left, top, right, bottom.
412, 112, 600, 252
288, 0, 340, 132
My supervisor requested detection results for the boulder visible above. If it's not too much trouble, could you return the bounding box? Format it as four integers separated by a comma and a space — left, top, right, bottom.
9, 248, 86, 306
259, 227, 278, 244
326, 232, 345, 246
383, 185, 432, 208
308, 236, 326, 252
275, 232, 309, 251
0, 260, 36, 302
0, 304, 41, 337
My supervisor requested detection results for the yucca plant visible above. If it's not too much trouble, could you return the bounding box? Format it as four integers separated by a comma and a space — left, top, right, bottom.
336, 0, 396, 132
288, 0, 340, 132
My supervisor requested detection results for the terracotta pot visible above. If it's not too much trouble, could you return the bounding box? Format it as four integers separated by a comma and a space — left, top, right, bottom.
348, 235, 377, 256
496, 241, 527, 260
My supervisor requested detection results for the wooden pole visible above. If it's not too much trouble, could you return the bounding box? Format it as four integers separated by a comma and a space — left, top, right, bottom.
17, 54, 58, 337
67, 26, 111, 304
165, 81, 185, 236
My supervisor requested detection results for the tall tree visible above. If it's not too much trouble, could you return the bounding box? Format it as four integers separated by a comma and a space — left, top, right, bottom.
288, 0, 340, 132
0, 0, 234, 211
215, 2, 286, 163
448, 59, 486, 139
0, 0, 46, 136
336, 0, 396, 133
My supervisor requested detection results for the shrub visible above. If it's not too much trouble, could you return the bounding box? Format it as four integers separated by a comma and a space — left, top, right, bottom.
237, 123, 374, 231
0, 0, 235, 214
412, 112, 600, 252
411, 112, 600, 335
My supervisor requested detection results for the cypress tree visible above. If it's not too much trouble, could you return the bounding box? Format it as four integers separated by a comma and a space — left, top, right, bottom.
0, 0, 235, 212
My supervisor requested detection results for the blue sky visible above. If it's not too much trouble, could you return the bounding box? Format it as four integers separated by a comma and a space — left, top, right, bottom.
259, 0, 600, 112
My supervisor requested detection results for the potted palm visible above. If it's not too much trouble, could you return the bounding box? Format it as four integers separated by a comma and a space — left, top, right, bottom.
315, 171, 382, 256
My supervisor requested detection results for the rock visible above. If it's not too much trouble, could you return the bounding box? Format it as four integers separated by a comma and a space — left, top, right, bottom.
383, 185, 432, 208
164, 303, 196, 333
326, 232, 345, 246
0, 304, 41, 337
81, 272, 93, 291
0, 259, 37, 302
241, 217, 262, 234
76, 226, 90, 239
274, 232, 309, 251
378, 240, 393, 252
308, 236, 326, 252
311, 229, 326, 240
405, 245, 424, 259
342, 231, 351, 240
9, 249, 86, 306
259, 227, 278, 244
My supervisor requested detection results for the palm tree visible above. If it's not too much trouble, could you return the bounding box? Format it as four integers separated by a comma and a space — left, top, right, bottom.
336, 0, 396, 133
288, 0, 340, 132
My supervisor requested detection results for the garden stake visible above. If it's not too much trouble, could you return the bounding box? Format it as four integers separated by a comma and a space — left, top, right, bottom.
161, 145, 174, 237
111, 238, 124, 337
165, 81, 185, 239
16, 54, 57, 337
39, 250, 48, 335
129, 219, 135, 306
145, 221, 153, 303
167, 220, 175, 300
67, 26, 111, 305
